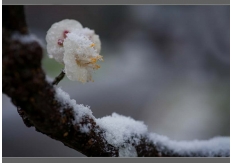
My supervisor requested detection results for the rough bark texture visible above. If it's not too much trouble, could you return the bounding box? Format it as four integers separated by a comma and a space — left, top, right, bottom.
2, 6, 229, 157
3, 5, 118, 157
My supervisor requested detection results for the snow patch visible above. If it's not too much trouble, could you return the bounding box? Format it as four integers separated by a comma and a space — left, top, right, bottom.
55, 87, 94, 123
80, 123, 91, 133
45, 75, 53, 83
149, 133, 230, 157
119, 144, 138, 157
12, 32, 44, 47
96, 112, 147, 156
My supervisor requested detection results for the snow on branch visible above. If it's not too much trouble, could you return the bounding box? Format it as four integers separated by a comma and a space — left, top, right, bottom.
2, 6, 230, 157
54, 87, 231, 157
149, 134, 229, 157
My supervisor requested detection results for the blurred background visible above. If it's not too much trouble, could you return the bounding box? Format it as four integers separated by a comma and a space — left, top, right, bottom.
3, 5, 230, 157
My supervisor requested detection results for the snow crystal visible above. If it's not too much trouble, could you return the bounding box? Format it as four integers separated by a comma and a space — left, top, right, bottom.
96, 113, 147, 147
119, 144, 138, 157
55, 87, 94, 123
79, 27, 101, 53
80, 123, 91, 133
149, 133, 230, 157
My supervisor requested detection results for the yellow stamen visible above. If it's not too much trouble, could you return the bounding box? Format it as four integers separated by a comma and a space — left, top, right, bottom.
75, 55, 103, 70
90, 57, 97, 63
90, 43, 95, 47
75, 59, 83, 67
93, 64, 101, 69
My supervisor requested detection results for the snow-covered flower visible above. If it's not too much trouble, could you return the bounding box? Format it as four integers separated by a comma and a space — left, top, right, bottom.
46, 19, 103, 83
80, 27, 101, 53
46, 19, 83, 63
63, 32, 103, 82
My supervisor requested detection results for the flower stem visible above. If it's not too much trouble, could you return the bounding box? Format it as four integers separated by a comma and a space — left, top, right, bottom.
52, 69, 65, 85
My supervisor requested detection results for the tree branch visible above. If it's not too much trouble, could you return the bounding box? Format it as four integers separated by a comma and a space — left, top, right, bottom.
52, 69, 65, 86
2, 5, 229, 157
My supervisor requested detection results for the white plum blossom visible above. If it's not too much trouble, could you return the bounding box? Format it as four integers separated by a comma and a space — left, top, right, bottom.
46, 19, 102, 83
63, 32, 102, 82
81, 27, 101, 53
46, 19, 83, 63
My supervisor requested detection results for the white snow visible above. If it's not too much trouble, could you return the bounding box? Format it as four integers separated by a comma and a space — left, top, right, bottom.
80, 123, 91, 133
96, 113, 147, 157
149, 133, 230, 157
96, 113, 147, 146
79, 27, 101, 53
45, 75, 53, 83
55, 87, 94, 123
12, 32, 44, 47
119, 144, 138, 157
54, 87, 229, 157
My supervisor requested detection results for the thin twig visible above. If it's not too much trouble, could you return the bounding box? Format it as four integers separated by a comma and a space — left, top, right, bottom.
52, 69, 65, 85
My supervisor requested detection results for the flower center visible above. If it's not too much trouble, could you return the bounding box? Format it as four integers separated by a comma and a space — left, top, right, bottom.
75, 55, 103, 69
